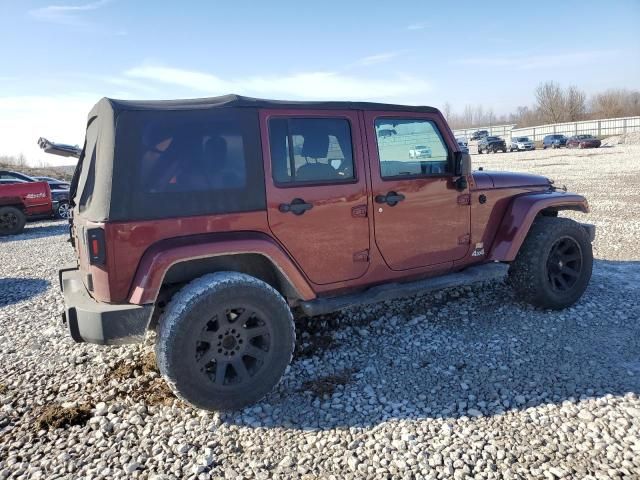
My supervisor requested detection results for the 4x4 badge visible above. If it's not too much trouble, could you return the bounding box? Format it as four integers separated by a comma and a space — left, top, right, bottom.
472, 242, 485, 257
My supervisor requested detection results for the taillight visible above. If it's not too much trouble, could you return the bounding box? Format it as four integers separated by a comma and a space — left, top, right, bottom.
87, 228, 106, 265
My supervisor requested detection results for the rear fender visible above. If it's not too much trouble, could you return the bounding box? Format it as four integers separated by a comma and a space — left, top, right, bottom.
489, 192, 589, 262
128, 232, 316, 305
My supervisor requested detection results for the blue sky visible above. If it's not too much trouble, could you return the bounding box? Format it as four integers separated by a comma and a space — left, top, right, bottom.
0, 0, 639, 164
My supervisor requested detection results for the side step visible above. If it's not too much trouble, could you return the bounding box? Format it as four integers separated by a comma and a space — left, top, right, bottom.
299, 262, 509, 317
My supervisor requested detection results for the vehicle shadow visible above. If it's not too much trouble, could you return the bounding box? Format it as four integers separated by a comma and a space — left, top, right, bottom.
0, 277, 51, 307
0, 222, 67, 243
223, 259, 640, 429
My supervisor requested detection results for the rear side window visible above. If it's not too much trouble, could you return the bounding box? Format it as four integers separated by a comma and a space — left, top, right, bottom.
375, 119, 450, 178
139, 117, 247, 193
268, 118, 355, 185
114, 108, 265, 220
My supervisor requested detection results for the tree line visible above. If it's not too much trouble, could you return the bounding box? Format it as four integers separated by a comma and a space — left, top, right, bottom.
443, 82, 640, 129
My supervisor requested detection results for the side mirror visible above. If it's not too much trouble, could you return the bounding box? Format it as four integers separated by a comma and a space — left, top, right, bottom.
454, 151, 471, 176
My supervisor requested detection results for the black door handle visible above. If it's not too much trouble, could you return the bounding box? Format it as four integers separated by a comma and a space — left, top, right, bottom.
279, 198, 313, 215
375, 191, 405, 206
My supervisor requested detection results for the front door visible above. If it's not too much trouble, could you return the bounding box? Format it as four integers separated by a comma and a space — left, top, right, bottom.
365, 111, 470, 271
261, 110, 370, 285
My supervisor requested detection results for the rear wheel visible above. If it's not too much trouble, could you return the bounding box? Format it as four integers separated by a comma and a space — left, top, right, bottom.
57, 201, 71, 219
156, 272, 295, 411
0, 206, 26, 236
509, 217, 592, 309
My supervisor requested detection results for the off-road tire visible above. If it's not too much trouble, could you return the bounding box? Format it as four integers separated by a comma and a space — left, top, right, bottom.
509, 217, 592, 309
0, 206, 26, 236
156, 272, 295, 411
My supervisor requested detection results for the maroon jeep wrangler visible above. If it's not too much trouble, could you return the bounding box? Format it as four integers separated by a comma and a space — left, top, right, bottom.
58, 95, 594, 410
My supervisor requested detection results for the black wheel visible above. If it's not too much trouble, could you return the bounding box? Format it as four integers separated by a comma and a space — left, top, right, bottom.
0, 206, 26, 236
156, 272, 295, 411
57, 201, 71, 219
509, 217, 592, 309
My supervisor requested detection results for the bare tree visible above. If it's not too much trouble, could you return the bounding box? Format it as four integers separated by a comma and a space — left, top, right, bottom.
535, 81, 566, 123
0, 154, 27, 167
441, 102, 452, 120
565, 86, 587, 122
591, 89, 640, 118
462, 104, 474, 127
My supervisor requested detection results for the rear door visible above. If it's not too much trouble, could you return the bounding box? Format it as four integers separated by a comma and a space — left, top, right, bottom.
365, 111, 470, 271
261, 110, 370, 285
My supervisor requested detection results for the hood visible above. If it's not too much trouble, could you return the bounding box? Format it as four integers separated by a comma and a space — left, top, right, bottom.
473, 171, 551, 189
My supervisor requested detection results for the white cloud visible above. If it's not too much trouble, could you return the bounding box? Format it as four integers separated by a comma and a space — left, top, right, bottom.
455, 50, 617, 70
29, 0, 112, 25
125, 64, 431, 101
355, 52, 403, 66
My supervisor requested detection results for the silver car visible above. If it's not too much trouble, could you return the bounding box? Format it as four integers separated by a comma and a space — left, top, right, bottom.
510, 136, 535, 152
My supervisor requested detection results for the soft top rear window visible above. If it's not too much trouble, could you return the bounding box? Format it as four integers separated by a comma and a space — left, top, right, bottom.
69, 107, 261, 221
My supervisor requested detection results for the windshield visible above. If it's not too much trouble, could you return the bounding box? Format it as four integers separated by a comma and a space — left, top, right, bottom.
487, 136, 499, 141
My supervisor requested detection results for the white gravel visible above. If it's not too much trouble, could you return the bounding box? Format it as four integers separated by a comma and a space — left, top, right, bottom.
1, 145, 639, 479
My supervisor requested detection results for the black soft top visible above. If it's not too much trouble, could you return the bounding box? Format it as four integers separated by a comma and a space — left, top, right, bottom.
92, 94, 440, 115
74, 95, 440, 222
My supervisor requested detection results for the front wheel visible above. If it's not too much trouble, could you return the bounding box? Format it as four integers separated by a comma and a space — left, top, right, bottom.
0, 206, 26, 236
509, 217, 592, 309
156, 272, 295, 411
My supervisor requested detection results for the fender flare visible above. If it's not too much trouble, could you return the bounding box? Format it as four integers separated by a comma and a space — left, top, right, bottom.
489, 192, 589, 262
127, 232, 316, 305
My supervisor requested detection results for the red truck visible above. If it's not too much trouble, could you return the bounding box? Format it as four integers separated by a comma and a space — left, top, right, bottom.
57, 95, 595, 411
0, 181, 55, 235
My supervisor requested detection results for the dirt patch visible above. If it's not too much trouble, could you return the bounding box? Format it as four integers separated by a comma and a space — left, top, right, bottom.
106, 352, 177, 407
108, 352, 159, 382
33, 403, 92, 431
300, 369, 354, 397
0, 383, 8, 395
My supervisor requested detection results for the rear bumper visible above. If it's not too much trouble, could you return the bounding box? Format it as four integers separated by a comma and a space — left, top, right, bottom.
59, 266, 153, 345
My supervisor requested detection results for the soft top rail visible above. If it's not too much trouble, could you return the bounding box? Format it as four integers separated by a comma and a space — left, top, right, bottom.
38, 137, 82, 159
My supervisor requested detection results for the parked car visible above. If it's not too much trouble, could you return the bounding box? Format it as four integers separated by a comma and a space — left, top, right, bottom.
456, 137, 468, 147
57, 94, 594, 411
0, 170, 70, 219
510, 136, 535, 152
409, 145, 432, 158
457, 140, 469, 154
35, 176, 70, 190
477, 136, 507, 153
0, 178, 28, 185
543, 134, 568, 149
377, 128, 397, 138
567, 134, 601, 149
0, 181, 54, 235
470, 130, 489, 141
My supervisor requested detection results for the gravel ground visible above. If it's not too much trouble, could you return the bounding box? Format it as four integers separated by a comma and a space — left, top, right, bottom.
1, 146, 639, 480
